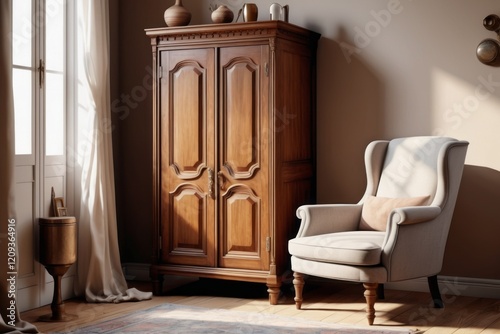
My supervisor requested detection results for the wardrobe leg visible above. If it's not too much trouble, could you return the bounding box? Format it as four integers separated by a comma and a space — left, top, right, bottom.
152, 274, 164, 296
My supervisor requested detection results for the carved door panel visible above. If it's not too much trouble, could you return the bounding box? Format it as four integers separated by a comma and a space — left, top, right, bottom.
217, 45, 270, 270
160, 48, 216, 266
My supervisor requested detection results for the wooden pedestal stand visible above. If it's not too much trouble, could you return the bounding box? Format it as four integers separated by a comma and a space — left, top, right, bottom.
38, 217, 77, 322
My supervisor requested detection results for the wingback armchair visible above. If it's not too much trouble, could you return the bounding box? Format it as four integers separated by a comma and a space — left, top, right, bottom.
288, 136, 469, 325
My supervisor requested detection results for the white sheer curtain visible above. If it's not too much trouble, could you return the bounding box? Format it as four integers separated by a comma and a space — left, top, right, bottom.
0, 1, 38, 332
76, 0, 152, 303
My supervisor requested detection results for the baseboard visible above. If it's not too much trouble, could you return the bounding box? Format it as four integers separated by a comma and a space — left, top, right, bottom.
121, 263, 199, 293
385, 276, 500, 299
122, 262, 151, 281
121, 263, 500, 299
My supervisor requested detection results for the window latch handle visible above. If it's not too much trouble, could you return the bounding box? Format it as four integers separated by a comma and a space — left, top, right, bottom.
38, 59, 45, 87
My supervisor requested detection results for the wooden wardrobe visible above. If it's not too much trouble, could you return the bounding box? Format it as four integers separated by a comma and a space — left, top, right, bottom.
146, 21, 320, 304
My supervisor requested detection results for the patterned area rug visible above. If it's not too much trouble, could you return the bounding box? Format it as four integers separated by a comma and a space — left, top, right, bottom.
62, 303, 418, 333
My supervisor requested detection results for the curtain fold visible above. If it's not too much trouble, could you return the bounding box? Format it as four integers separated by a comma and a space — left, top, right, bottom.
76, 0, 152, 303
0, 1, 38, 332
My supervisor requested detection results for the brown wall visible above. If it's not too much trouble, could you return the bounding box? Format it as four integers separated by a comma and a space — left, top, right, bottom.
113, 0, 206, 263
113, 0, 164, 263
114, 0, 500, 280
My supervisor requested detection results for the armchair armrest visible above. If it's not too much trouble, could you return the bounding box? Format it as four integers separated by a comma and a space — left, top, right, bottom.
295, 204, 362, 237
392, 206, 442, 225
382, 205, 446, 281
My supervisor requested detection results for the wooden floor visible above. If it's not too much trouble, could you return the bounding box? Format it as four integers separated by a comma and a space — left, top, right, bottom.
21, 277, 500, 333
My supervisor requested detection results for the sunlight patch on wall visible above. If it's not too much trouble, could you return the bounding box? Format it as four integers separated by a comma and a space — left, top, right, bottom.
432, 67, 500, 170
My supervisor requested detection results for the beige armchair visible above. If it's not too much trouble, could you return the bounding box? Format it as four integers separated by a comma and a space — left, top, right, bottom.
288, 136, 468, 325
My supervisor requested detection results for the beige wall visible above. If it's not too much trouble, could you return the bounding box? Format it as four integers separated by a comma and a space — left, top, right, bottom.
115, 0, 500, 279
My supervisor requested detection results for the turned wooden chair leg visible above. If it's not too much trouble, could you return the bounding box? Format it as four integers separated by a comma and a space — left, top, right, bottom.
363, 282, 378, 326
428, 275, 444, 308
292, 272, 305, 309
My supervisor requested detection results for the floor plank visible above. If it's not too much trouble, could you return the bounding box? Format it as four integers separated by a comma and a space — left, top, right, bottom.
20, 278, 500, 333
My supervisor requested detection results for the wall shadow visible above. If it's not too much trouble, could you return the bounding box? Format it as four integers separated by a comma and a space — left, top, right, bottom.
442, 164, 500, 279
113, 0, 166, 263
316, 26, 385, 204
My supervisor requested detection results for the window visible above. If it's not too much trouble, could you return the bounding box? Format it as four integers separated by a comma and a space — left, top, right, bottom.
11, 0, 76, 309
12, 0, 68, 162
45, 0, 66, 157
12, 0, 33, 157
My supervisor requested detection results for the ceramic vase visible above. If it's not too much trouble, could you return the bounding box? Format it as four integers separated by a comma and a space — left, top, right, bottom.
211, 5, 234, 24
164, 0, 191, 27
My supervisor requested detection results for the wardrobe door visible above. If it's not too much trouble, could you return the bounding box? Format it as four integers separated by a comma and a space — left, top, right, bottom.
159, 48, 216, 266
217, 45, 270, 270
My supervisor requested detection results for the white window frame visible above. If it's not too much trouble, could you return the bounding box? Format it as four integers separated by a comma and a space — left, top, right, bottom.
11, 0, 77, 311
12, 0, 76, 204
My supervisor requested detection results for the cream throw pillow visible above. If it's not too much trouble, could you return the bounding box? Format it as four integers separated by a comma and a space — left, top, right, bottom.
359, 195, 430, 231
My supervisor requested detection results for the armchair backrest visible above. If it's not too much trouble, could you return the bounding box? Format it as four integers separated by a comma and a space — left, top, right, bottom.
362, 136, 469, 210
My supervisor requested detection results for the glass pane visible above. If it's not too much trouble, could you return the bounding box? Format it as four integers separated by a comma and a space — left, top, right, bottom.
45, 72, 64, 156
45, 0, 64, 72
12, 0, 32, 67
13, 69, 33, 155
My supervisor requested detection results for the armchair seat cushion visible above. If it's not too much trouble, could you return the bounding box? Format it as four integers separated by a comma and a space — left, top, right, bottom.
289, 231, 385, 266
